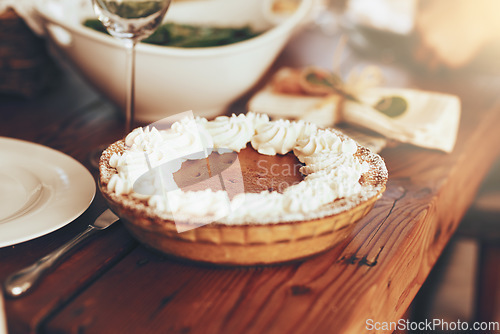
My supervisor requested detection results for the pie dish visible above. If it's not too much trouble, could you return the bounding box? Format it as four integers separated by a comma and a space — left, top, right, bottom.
99, 113, 387, 265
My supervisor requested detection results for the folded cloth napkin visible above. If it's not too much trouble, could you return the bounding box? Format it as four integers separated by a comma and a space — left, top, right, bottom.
248, 67, 461, 153
341, 87, 460, 153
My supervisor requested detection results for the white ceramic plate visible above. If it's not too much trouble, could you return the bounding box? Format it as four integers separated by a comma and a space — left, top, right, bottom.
0, 137, 95, 247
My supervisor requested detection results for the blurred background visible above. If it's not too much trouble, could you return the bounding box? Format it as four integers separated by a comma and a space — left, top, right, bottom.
322, 1, 500, 331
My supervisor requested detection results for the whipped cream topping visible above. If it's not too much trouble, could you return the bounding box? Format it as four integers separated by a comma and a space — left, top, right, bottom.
103, 112, 386, 225
245, 111, 270, 129
293, 129, 357, 163
301, 152, 356, 175
250, 119, 319, 155
251, 119, 299, 155
202, 112, 269, 152
148, 189, 231, 220
107, 117, 210, 196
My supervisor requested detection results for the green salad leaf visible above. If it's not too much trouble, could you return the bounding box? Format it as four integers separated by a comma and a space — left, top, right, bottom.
83, 19, 261, 48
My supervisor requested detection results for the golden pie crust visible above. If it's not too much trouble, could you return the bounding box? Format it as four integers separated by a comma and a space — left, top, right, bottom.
99, 137, 387, 265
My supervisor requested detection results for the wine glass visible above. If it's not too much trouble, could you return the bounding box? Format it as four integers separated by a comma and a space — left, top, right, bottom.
92, 0, 171, 133
88, 0, 171, 168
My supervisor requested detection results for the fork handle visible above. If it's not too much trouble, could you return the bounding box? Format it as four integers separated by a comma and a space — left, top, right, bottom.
3, 225, 98, 298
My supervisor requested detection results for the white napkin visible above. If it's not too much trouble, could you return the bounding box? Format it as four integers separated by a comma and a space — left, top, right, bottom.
248, 86, 342, 126
342, 87, 460, 153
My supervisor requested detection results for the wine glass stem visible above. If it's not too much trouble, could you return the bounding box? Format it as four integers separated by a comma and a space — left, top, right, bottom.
124, 39, 137, 134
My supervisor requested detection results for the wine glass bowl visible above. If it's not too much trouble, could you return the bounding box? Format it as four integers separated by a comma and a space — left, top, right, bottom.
92, 0, 171, 42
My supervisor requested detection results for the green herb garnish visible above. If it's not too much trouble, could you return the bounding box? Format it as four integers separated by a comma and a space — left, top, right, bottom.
374, 96, 407, 118
305, 72, 335, 88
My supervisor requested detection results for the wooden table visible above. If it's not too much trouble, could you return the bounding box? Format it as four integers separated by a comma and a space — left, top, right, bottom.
1, 28, 500, 334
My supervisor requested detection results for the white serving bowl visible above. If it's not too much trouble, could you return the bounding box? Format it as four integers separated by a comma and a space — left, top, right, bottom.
35, 0, 313, 122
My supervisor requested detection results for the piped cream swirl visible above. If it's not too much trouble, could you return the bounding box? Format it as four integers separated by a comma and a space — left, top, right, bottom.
251, 119, 298, 155
293, 129, 357, 163
107, 117, 212, 196
251, 120, 319, 155
203, 113, 256, 152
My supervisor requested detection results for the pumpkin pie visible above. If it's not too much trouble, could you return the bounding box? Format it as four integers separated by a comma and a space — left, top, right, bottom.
99, 112, 387, 265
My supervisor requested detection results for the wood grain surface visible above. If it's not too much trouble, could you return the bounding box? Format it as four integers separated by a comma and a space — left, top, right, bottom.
1, 27, 500, 334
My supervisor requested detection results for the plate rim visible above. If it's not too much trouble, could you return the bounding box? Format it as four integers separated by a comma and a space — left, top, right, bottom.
0, 137, 96, 247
